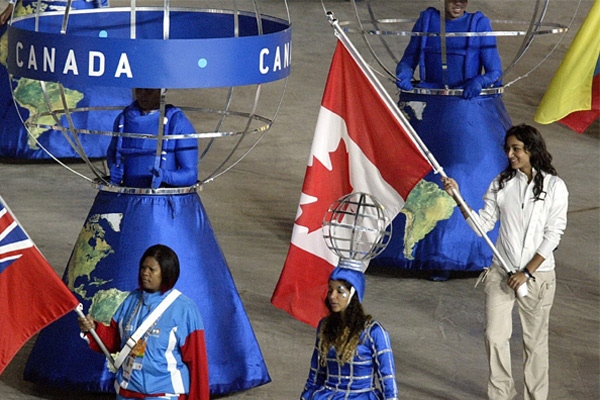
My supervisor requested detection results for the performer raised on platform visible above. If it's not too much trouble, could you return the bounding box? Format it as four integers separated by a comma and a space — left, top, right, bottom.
78, 244, 210, 400
301, 267, 398, 400
395, 0, 502, 98
25, 88, 270, 395
442, 124, 568, 400
374, 0, 511, 281
107, 88, 198, 189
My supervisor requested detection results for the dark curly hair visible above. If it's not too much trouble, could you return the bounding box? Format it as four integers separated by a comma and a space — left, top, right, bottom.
138, 244, 180, 293
318, 279, 372, 366
497, 124, 557, 200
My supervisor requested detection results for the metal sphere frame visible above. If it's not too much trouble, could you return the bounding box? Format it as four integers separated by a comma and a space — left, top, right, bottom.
6, 0, 291, 194
331, 0, 580, 94
322, 192, 392, 263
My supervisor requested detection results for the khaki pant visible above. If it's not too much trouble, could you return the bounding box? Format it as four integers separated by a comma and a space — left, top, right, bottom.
484, 265, 556, 400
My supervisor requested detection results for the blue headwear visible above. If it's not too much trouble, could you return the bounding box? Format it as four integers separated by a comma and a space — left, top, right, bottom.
329, 267, 365, 303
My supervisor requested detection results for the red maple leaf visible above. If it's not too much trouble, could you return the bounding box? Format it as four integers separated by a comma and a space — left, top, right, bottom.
297, 139, 353, 234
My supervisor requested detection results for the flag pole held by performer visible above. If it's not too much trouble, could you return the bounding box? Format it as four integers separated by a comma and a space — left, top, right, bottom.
74, 304, 116, 371
325, 11, 527, 297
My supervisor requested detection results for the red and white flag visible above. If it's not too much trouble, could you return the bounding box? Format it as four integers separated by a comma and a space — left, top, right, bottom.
0, 196, 79, 374
271, 41, 432, 327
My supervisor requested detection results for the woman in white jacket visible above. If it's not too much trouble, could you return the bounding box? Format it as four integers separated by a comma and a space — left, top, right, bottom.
442, 124, 568, 400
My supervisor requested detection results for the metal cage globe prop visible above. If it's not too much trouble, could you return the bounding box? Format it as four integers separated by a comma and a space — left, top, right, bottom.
322, 192, 392, 269
324, 0, 570, 92
5, 0, 291, 191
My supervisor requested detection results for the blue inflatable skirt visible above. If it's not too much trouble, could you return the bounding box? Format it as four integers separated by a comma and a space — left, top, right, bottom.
24, 191, 271, 394
373, 93, 512, 272
0, 0, 129, 160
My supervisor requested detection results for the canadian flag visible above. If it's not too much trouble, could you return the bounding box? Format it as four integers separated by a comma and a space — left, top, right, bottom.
271, 40, 432, 327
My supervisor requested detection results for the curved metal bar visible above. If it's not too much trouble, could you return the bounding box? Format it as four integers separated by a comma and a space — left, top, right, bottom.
501, 0, 547, 83
58, 83, 106, 179
26, 110, 274, 139
200, 1, 248, 183
364, 0, 398, 64
401, 86, 504, 96
35, 0, 105, 177
349, 0, 398, 83
346, 23, 568, 37
199, 87, 234, 164
93, 180, 202, 195
202, 3, 290, 185
201, 84, 263, 184
203, 76, 290, 185
504, 0, 582, 87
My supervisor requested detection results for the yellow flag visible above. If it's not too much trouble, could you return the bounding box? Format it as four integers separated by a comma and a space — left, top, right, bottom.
534, 1, 600, 126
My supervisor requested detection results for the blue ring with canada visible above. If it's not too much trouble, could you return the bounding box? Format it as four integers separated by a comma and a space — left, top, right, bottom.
7, 8, 292, 88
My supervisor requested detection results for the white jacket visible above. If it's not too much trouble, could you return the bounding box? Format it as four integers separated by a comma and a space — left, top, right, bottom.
467, 169, 568, 272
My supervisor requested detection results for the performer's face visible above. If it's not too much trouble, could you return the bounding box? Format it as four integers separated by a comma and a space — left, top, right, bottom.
505, 135, 532, 174
445, 0, 468, 20
135, 88, 161, 112
140, 256, 163, 293
327, 280, 352, 313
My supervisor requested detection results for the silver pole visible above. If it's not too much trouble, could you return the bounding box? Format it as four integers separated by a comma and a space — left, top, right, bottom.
325, 12, 524, 294
75, 304, 117, 371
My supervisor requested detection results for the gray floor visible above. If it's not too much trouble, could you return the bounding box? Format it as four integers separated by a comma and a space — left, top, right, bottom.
1, 0, 598, 399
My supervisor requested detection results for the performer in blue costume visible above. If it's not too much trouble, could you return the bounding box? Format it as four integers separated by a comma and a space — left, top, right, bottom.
374, 0, 512, 280
301, 267, 398, 400
0, 0, 128, 160
24, 89, 271, 395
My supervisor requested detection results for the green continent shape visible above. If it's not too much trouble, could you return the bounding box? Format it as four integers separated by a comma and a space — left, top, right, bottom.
401, 179, 457, 259
66, 214, 115, 299
12, 79, 85, 147
89, 288, 129, 325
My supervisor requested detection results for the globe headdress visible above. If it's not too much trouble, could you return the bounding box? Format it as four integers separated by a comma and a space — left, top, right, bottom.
322, 192, 392, 303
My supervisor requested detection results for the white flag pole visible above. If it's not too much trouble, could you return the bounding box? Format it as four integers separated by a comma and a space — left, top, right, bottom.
75, 304, 117, 370
325, 12, 526, 296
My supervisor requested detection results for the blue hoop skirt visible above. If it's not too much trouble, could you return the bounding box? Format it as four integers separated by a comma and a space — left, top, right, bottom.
373, 93, 511, 272
24, 191, 271, 394
0, 0, 128, 160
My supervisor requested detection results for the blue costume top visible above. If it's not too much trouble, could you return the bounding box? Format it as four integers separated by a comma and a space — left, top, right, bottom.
107, 102, 198, 188
88, 288, 210, 399
375, 7, 511, 273
301, 320, 398, 400
396, 8, 502, 96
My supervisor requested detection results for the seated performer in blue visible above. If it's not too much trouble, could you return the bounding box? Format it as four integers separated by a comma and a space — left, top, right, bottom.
301, 267, 398, 400
395, 0, 502, 97
78, 244, 210, 400
374, 0, 512, 281
0, 0, 128, 160
107, 88, 198, 189
25, 88, 270, 395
